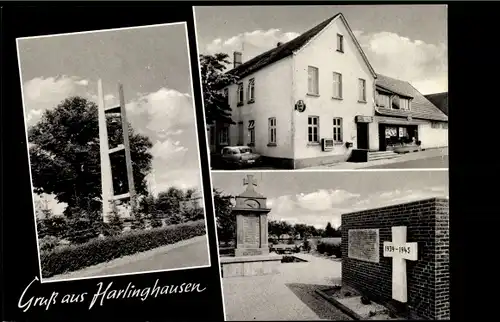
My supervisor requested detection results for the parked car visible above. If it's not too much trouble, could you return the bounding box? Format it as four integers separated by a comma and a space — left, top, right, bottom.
219, 146, 262, 169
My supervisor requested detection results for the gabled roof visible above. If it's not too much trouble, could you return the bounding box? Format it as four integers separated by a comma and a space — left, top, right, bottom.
425, 92, 448, 116
227, 13, 377, 79
375, 74, 448, 122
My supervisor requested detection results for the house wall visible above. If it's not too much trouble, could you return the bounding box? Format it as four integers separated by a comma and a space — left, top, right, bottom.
225, 57, 294, 160
419, 122, 448, 149
292, 17, 375, 168
342, 198, 450, 320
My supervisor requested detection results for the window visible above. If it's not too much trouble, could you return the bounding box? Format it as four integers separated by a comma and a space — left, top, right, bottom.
337, 34, 344, 52
247, 78, 255, 103
268, 117, 277, 144
237, 83, 244, 106
307, 116, 319, 143
400, 98, 411, 110
248, 120, 255, 145
358, 78, 366, 102
219, 126, 229, 144
376, 92, 390, 107
333, 118, 343, 143
337, 34, 344, 53
223, 88, 229, 106
308, 66, 319, 95
332, 72, 342, 99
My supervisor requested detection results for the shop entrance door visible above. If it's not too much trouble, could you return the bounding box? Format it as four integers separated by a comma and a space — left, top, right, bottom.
357, 123, 369, 150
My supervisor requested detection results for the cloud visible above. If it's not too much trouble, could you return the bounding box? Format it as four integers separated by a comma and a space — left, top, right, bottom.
126, 88, 195, 139
296, 189, 360, 211
23, 76, 90, 125
205, 26, 447, 94
23, 75, 202, 210
354, 30, 447, 94
267, 185, 448, 229
205, 28, 299, 63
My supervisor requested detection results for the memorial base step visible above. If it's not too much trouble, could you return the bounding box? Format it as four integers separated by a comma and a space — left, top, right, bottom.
220, 254, 282, 278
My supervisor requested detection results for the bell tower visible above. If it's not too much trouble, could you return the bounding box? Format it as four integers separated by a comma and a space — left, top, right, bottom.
97, 79, 136, 223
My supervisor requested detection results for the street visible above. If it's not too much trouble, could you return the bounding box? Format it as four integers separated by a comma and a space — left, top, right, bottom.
364, 155, 448, 169
46, 235, 209, 281
212, 148, 449, 171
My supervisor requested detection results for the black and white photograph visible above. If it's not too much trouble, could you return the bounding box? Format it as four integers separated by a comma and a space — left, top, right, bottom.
212, 170, 449, 320
17, 22, 211, 282
194, 5, 448, 170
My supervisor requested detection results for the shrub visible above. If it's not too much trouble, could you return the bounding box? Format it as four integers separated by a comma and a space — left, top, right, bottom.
39, 235, 61, 252
40, 219, 206, 278
303, 238, 311, 252
317, 238, 342, 258
281, 255, 297, 263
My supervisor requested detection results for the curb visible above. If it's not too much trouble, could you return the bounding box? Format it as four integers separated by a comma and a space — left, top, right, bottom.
315, 289, 362, 320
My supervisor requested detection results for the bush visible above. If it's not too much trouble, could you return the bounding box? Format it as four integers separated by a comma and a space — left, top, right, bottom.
40, 219, 206, 278
317, 238, 342, 258
39, 235, 62, 252
281, 255, 297, 263
303, 239, 311, 252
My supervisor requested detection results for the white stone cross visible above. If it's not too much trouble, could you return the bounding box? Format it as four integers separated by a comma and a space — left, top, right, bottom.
383, 226, 418, 303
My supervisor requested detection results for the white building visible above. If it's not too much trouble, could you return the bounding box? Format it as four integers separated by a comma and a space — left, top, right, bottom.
208, 13, 448, 169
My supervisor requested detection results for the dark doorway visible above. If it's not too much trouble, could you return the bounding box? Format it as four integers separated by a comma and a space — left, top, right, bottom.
379, 124, 386, 151
356, 123, 369, 150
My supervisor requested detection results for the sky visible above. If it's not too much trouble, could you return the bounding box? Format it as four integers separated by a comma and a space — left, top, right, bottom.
17, 23, 203, 214
211, 170, 449, 229
194, 5, 448, 95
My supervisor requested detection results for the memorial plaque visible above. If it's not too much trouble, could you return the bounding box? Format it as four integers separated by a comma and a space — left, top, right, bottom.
242, 249, 263, 256
243, 215, 260, 247
348, 229, 380, 263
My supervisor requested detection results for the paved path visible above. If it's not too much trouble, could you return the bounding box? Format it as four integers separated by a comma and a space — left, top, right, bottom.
212, 148, 448, 171
45, 235, 209, 282
223, 253, 349, 321
365, 155, 448, 169
308, 147, 448, 170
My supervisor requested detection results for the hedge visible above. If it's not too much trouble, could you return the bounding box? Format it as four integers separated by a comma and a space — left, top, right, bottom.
316, 238, 342, 258
41, 219, 206, 278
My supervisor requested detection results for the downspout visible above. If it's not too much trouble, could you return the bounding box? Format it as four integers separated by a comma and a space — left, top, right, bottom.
290, 54, 297, 169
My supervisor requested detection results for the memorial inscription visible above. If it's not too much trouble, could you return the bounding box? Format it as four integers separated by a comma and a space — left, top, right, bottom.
243, 215, 260, 246
348, 229, 380, 263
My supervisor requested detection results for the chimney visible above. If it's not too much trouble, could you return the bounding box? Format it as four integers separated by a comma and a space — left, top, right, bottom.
276, 42, 283, 47
233, 51, 242, 68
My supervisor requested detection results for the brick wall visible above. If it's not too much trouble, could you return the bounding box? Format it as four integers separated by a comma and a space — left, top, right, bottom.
341, 197, 449, 320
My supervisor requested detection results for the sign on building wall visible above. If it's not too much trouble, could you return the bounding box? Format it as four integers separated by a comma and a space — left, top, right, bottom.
348, 229, 380, 263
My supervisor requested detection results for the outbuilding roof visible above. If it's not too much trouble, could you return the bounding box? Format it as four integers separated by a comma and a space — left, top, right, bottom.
375, 74, 448, 122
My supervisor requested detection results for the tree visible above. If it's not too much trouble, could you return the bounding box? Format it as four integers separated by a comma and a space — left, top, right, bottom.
28, 96, 153, 216
64, 205, 102, 244
293, 223, 308, 239
199, 53, 239, 126
213, 188, 234, 244
139, 195, 162, 227
324, 222, 337, 237
102, 202, 124, 236
156, 187, 186, 225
